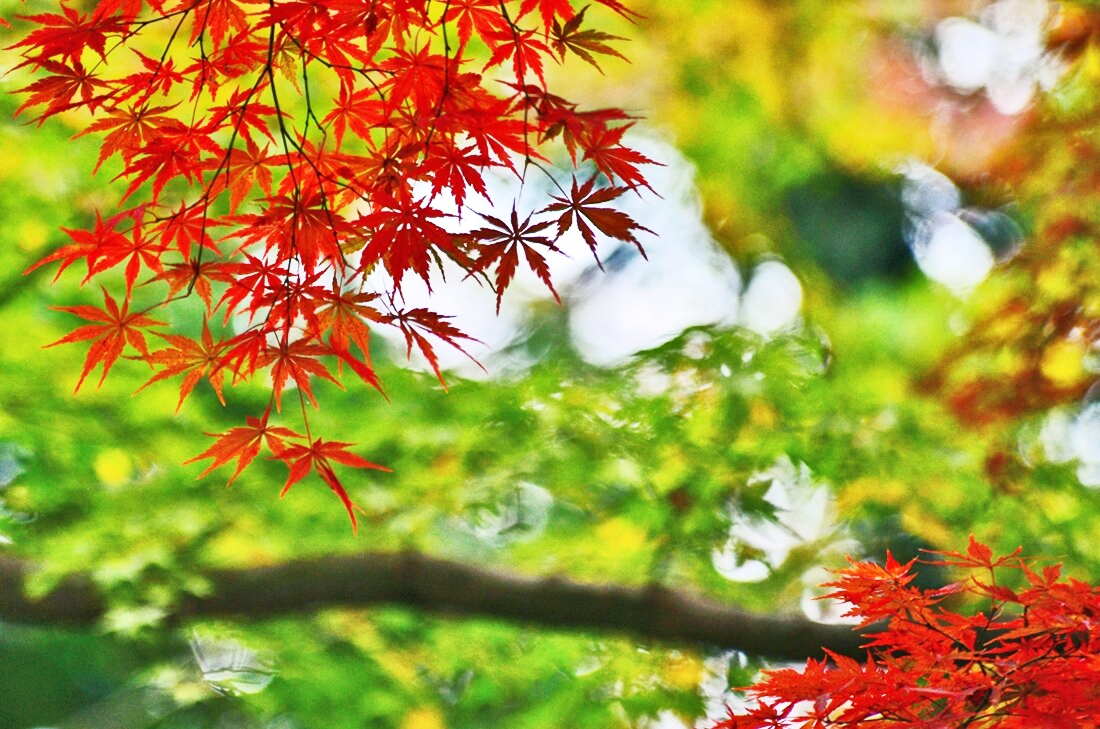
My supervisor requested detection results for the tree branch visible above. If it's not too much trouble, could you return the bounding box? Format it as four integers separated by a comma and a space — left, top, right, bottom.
0, 551, 868, 661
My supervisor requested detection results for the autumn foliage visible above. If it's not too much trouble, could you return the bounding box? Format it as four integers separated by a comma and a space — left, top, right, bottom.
913, 7, 1100, 431
717, 538, 1100, 728
6, 0, 652, 529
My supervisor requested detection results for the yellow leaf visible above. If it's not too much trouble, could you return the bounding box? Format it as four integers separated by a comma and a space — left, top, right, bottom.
93, 448, 132, 487
749, 400, 776, 428
661, 653, 703, 691
17, 219, 50, 253
838, 477, 906, 511
595, 518, 648, 556
900, 504, 952, 548
1038, 491, 1079, 524
1040, 340, 1085, 387
401, 708, 446, 729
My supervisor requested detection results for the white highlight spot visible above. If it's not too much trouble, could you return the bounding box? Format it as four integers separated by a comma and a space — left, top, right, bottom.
739, 261, 803, 336
937, 18, 1001, 91
911, 212, 995, 295
899, 161, 1001, 295
713, 456, 854, 586
1040, 403, 1100, 489
936, 0, 1055, 114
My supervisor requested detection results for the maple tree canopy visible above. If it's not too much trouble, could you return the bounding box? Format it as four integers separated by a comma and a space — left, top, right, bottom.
9, 0, 655, 530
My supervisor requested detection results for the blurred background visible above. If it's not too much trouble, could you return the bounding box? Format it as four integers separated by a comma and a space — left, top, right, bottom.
4, 0, 1100, 727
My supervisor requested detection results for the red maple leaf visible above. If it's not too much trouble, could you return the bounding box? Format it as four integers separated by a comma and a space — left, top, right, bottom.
578, 123, 658, 190
484, 24, 549, 84
184, 408, 300, 485
137, 319, 228, 411
550, 5, 628, 72
218, 138, 275, 213
152, 258, 234, 313
470, 206, 559, 311
517, 0, 575, 33
14, 59, 108, 119
24, 209, 125, 281
357, 197, 458, 290
75, 101, 181, 172
543, 176, 651, 262
231, 191, 348, 275
55, 208, 166, 295
387, 307, 479, 385
215, 254, 292, 323
719, 539, 1100, 728
116, 122, 221, 202
418, 141, 492, 209
314, 287, 384, 357
187, 0, 249, 50
322, 84, 386, 149
442, 0, 510, 51
10, 5, 120, 64
46, 287, 165, 391
266, 338, 343, 411
273, 437, 389, 532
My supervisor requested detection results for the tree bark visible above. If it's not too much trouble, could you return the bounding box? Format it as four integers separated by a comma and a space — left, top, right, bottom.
0, 551, 867, 661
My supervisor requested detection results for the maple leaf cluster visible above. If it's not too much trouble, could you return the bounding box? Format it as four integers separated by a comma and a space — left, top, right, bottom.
717, 536, 1100, 728
7, 0, 654, 529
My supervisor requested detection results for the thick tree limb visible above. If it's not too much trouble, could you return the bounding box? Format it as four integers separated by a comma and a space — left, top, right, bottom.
0, 551, 867, 661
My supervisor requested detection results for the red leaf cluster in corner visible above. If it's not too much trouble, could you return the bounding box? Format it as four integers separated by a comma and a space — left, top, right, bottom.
8, 0, 652, 527
716, 537, 1100, 728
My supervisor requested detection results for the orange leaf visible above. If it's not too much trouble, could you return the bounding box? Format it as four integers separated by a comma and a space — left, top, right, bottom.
272, 438, 389, 532
184, 409, 300, 485
46, 287, 164, 391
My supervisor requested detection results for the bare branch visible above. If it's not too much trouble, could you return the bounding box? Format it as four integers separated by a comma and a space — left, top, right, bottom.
0, 552, 868, 661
